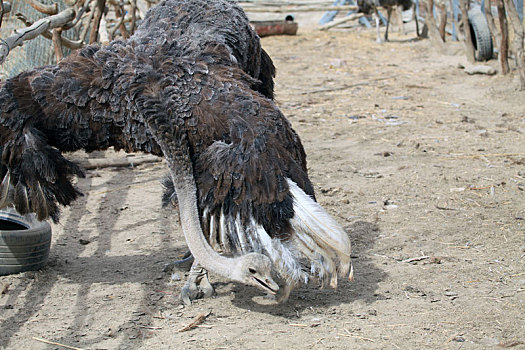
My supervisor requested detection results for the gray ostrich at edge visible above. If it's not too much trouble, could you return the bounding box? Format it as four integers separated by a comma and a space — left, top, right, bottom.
0, 0, 353, 304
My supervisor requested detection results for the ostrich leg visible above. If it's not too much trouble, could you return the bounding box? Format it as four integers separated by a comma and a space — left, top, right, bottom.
162, 250, 194, 272
385, 7, 393, 41
180, 261, 216, 305
373, 8, 382, 42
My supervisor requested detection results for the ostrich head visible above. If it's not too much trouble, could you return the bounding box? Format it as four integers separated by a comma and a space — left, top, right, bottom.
232, 253, 280, 295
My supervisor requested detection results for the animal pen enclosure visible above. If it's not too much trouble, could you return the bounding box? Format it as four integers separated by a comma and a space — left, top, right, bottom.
0, 0, 524, 349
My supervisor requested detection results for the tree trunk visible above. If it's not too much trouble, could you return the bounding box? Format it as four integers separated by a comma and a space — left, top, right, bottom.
497, 0, 510, 74
459, 0, 476, 63
502, 0, 525, 89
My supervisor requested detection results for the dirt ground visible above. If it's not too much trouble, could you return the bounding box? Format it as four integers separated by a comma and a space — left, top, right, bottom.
1, 18, 525, 350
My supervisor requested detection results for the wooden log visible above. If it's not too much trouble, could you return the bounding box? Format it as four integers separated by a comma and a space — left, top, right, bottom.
78, 155, 163, 170
0, 8, 75, 64
502, 0, 525, 89
459, 0, 475, 63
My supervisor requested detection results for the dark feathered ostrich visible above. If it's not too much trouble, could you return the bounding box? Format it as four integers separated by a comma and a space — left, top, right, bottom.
357, 0, 418, 42
0, 0, 353, 304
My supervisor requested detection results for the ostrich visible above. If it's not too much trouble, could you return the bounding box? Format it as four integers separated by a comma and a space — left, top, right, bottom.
0, 0, 353, 304
357, 0, 418, 42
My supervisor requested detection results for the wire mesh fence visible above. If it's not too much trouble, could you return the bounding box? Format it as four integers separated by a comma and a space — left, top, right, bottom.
0, 0, 79, 79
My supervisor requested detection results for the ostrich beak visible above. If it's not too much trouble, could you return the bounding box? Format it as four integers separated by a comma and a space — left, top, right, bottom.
252, 276, 280, 295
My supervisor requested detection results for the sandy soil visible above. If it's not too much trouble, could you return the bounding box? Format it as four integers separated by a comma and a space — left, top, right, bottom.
1, 21, 524, 350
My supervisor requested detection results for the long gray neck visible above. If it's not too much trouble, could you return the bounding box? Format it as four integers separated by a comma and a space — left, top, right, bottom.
169, 165, 243, 281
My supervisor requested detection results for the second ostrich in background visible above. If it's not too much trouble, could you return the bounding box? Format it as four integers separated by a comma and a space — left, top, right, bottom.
357, 0, 418, 42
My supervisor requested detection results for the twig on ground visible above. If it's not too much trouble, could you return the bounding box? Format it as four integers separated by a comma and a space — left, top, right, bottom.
435, 204, 460, 211
301, 77, 391, 95
137, 325, 163, 329
177, 311, 212, 332
32, 337, 84, 350
441, 153, 525, 160
402, 256, 430, 263
339, 329, 375, 342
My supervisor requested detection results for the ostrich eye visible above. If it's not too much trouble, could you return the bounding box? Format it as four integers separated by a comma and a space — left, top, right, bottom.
248, 267, 257, 274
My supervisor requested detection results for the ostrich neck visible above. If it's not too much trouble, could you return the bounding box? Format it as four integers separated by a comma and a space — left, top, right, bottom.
172, 170, 242, 281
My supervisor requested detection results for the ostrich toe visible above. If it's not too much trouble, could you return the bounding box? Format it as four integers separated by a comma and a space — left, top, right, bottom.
180, 264, 215, 305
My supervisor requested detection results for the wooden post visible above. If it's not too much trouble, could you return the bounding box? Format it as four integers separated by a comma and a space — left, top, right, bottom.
503, 0, 525, 89
497, 0, 510, 74
459, 0, 475, 63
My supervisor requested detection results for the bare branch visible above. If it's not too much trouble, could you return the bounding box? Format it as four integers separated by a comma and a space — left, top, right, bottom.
52, 28, 64, 60
26, 0, 58, 15
14, 11, 84, 49
111, 2, 128, 39
129, 0, 137, 34
0, 7, 75, 64
88, 0, 106, 43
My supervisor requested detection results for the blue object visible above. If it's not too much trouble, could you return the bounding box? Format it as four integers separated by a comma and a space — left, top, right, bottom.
319, 0, 350, 25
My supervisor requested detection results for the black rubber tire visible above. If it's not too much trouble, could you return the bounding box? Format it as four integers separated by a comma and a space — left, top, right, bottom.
468, 6, 493, 61
0, 210, 52, 276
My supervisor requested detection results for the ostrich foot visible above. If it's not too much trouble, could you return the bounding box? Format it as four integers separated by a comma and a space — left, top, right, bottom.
162, 250, 194, 272
180, 265, 215, 305
276, 283, 294, 303
263, 283, 294, 303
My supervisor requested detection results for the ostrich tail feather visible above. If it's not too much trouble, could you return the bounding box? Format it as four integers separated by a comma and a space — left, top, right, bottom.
287, 179, 353, 286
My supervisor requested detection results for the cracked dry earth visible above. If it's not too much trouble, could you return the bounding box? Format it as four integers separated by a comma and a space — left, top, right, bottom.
1, 25, 524, 349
